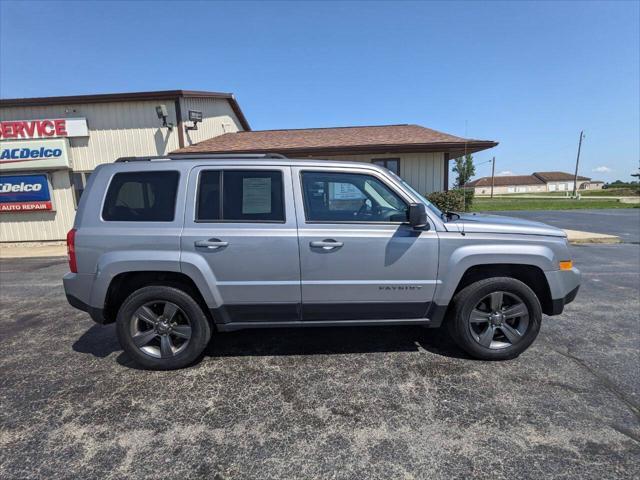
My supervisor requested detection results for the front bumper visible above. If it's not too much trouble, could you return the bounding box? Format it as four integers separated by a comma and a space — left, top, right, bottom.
544, 267, 581, 315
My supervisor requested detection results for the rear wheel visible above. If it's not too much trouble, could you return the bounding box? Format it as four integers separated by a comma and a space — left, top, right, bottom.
116, 286, 211, 370
447, 277, 541, 360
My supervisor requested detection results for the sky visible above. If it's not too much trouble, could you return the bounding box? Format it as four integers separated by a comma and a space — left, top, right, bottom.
1, 0, 638, 183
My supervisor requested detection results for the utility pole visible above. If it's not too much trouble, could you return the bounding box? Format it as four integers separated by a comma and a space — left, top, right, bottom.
490, 156, 496, 198
572, 131, 584, 198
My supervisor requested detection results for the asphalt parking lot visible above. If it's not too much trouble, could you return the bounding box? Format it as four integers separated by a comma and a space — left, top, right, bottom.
492, 208, 640, 244
1, 210, 639, 479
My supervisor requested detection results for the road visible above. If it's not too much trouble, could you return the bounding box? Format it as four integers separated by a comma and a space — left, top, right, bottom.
1, 211, 638, 479
487, 208, 640, 243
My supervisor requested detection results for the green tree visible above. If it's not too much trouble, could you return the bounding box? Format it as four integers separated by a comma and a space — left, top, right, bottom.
452, 154, 476, 188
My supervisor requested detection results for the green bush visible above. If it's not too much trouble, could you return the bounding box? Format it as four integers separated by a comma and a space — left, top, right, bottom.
426, 189, 474, 212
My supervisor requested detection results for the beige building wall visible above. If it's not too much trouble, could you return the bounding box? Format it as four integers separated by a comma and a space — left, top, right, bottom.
0, 101, 182, 172
474, 184, 546, 195
315, 152, 445, 195
0, 97, 245, 242
180, 97, 244, 147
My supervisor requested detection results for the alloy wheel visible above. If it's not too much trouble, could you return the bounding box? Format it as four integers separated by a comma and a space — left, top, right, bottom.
129, 301, 192, 358
468, 291, 529, 350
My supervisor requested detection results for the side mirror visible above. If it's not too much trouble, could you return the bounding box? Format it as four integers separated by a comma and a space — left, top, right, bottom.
409, 203, 428, 229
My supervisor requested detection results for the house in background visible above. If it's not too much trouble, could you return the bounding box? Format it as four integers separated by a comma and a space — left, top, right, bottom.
466, 171, 604, 195
172, 124, 498, 195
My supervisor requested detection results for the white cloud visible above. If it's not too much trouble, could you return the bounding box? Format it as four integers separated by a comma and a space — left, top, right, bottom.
593, 166, 612, 173
496, 170, 514, 176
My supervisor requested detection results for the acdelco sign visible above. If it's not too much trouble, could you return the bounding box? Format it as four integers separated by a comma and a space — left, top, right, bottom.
0, 181, 43, 193
1, 146, 63, 160
0, 139, 71, 171
0, 174, 53, 213
0, 118, 88, 140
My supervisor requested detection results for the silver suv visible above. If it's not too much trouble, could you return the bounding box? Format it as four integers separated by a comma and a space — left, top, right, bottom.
64, 154, 580, 369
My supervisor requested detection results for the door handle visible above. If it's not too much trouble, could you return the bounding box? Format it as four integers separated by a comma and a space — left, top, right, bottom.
310, 240, 344, 250
195, 239, 229, 249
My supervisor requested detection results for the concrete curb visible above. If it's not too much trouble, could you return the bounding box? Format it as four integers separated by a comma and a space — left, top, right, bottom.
0, 243, 67, 259
563, 229, 621, 244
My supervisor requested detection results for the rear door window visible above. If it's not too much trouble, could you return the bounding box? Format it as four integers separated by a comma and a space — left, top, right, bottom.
102, 171, 179, 221
196, 170, 285, 222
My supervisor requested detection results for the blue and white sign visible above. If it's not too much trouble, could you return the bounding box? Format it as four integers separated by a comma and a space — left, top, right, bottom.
0, 138, 71, 172
0, 174, 53, 213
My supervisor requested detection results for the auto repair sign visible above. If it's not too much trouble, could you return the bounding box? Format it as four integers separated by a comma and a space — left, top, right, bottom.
0, 139, 71, 171
0, 118, 88, 139
0, 174, 53, 213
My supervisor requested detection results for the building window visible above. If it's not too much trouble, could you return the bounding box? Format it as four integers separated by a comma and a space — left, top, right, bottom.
196, 170, 285, 222
371, 158, 400, 175
102, 171, 179, 222
71, 171, 92, 207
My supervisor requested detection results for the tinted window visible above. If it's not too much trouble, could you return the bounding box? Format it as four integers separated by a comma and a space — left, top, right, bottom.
196, 170, 221, 221
102, 171, 179, 221
196, 170, 284, 222
71, 171, 91, 206
372, 158, 400, 175
302, 172, 408, 222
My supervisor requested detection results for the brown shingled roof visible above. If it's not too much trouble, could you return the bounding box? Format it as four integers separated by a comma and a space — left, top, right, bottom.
466, 175, 544, 188
533, 171, 590, 182
173, 124, 497, 157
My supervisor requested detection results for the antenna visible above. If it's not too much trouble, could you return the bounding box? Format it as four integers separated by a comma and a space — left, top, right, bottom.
572, 131, 585, 198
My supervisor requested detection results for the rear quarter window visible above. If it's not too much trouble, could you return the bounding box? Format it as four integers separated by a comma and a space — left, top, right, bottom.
102, 171, 179, 222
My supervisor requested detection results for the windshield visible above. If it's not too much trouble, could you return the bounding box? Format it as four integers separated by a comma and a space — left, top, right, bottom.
387, 172, 443, 216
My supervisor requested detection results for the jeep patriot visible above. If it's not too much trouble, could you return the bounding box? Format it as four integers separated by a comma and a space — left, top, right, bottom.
64, 154, 580, 369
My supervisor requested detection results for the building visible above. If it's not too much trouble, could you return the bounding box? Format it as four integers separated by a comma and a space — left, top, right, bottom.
466, 171, 604, 195
1, 89, 497, 242
0, 90, 249, 242
172, 124, 497, 195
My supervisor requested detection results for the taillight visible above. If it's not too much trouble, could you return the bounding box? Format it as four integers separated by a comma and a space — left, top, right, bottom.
66, 228, 77, 273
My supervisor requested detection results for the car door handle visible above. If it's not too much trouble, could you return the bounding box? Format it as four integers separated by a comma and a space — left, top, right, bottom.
195, 239, 229, 249
310, 240, 344, 250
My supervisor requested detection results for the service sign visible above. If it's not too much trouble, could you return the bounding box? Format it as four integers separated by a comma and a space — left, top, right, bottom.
0, 117, 88, 140
0, 174, 53, 213
0, 139, 71, 171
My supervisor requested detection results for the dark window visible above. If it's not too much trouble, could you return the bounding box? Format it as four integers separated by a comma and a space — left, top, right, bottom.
196, 170, 284, 222
102, 171, 179, 222
196, 171, 221, 221
372, 158, 400, 175
301, 171, 408, 223
71, 171, 92, 207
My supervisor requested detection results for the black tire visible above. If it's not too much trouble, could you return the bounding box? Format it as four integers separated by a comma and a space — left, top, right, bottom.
116, 286, 211, 370
447, 277, 542, 360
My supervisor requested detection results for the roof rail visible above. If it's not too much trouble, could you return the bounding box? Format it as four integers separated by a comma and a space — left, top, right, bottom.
115, 153, 288, 162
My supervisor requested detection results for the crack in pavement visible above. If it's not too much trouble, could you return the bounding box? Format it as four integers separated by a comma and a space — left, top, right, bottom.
550, 347, 640, 423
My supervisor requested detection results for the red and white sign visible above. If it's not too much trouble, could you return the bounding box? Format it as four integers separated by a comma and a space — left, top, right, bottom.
0, 117, 88, 140
0, 201, 52, 212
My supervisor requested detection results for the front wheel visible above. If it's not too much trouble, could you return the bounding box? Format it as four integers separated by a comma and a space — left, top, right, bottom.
116, 286, 211, 370
447, 277, 542, 360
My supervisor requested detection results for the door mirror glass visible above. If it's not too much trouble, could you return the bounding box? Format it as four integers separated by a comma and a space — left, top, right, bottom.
409, 203, 428, 228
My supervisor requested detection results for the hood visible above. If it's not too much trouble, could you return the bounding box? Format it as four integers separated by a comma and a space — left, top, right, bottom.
443, 213, 566, 237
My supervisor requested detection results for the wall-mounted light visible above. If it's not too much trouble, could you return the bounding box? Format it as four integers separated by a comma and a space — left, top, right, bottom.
155, 104, 174, 130
185, 110, 203, 131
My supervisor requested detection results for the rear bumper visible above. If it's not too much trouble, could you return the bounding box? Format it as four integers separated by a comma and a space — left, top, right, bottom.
65, 293, 107, 324
63, 272, 107, 324
545, 267, 581, 315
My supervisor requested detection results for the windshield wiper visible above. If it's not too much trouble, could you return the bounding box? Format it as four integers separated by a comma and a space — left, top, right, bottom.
441, 211, 461, 221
